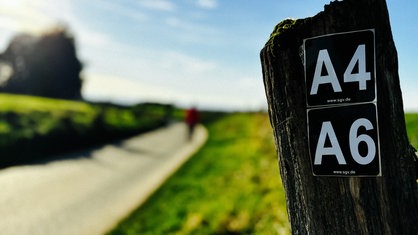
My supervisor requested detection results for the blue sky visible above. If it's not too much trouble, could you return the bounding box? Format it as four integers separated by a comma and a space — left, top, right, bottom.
0, 0, 416, 111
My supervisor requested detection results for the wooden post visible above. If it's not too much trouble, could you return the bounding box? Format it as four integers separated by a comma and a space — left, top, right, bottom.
260, 0, 418, 234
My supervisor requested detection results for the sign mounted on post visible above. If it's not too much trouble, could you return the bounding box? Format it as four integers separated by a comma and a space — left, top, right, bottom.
304, 29, 381, 177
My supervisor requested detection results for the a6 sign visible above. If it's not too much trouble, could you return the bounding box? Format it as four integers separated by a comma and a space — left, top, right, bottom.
308, 104, 380, 176
304, 29, 381, 177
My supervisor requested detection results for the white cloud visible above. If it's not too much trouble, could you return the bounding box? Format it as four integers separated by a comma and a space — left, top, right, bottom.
0, 0, 57, 34
403, 98, 418, 113
82, 72, 225, 109
0, 16, 17, 32
94, 1, 149, 23
82, 73, 180, 104
82, 72, 266, 111
81, 45, 266, 111
164, 16, 221, 46
80, 30, 114, 49
139, 0, 176, 11
161, 51, 217, 75
197, 0, 218, 9
401, 86, 418, 112
0, 0, 75, 50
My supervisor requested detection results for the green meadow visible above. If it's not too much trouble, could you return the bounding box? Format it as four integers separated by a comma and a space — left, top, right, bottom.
405, 113, 418, 150
109, 112, 418, 235
108, 113, 290, 235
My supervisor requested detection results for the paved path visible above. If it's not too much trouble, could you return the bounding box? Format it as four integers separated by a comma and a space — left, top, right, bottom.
0, 123, 207, 235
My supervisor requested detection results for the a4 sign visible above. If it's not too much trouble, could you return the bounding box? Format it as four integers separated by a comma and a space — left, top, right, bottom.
304, 29, 381, 176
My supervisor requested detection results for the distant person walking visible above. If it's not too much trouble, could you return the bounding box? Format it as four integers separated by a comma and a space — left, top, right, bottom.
185, 107, 199, 140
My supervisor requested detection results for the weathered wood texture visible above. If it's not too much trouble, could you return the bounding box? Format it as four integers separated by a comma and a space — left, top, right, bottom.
260, 0, 418, 234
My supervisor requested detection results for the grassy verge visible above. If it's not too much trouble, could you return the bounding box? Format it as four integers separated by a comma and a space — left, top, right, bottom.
0, 93, 170, 166
108, 112, 290, 235
405, 113, 418, 150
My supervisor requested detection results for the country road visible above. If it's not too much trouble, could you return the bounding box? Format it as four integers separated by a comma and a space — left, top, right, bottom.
0, 123, 207, 235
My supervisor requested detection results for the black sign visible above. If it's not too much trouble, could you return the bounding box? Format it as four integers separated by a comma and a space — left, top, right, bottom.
308, 103, 380, 176
304, 29, 375, 107
304, 29, 380, 177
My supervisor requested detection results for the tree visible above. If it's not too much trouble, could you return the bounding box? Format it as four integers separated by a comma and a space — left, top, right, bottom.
0, 26, 83, 99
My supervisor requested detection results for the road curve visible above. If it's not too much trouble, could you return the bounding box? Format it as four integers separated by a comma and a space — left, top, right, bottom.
0, 123, 208, 235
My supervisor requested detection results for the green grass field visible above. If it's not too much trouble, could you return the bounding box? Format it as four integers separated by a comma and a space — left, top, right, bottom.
405, 113, 418, 150
109, 112, 418, 235
108, 113, 290, 235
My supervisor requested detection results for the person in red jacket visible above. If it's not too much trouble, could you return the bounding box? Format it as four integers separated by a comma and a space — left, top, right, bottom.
185, 107, 199, 140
